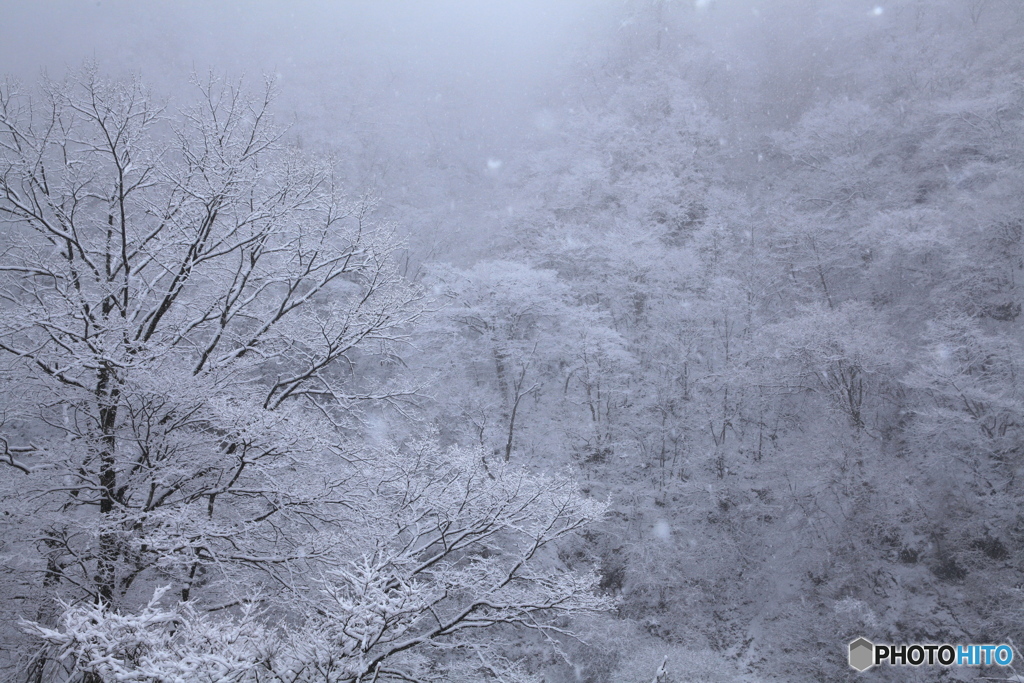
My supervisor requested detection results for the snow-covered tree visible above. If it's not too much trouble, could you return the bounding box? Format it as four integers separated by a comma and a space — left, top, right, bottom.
0, 68, 609, 681
21, 441, 608, 682
0, 65, 418, 606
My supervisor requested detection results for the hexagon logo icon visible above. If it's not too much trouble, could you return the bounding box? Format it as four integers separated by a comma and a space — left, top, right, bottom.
849, 637, 874, 672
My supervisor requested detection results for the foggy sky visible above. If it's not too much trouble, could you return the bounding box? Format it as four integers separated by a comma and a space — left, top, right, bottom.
0, 1, 603, 135
0, 0, 901, 252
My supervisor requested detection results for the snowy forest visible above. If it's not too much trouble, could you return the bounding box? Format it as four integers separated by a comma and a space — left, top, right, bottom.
1, 0, 1023, 681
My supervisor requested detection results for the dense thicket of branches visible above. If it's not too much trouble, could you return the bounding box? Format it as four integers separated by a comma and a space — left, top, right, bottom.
409, 1, 1024, 680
